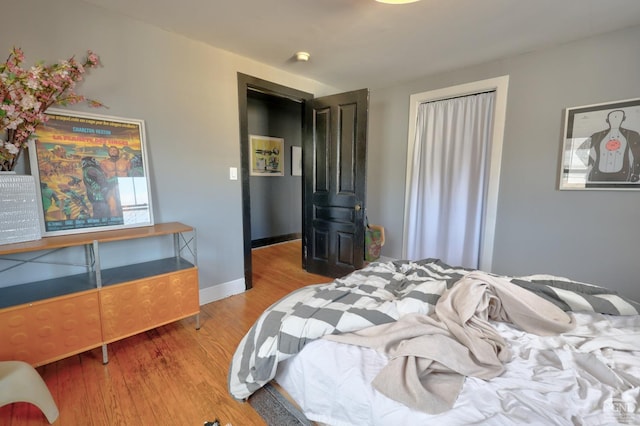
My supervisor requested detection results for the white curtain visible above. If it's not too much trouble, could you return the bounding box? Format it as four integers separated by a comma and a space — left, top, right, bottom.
405, 91, 495, 269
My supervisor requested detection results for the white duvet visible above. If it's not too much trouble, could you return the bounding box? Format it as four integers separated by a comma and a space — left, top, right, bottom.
275, 312, 640, 426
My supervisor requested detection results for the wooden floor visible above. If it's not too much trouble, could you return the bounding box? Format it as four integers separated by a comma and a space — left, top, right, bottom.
0, 240, 332, 426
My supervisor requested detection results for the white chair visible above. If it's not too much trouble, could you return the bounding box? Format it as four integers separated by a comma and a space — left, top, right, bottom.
0, 361, 59, 424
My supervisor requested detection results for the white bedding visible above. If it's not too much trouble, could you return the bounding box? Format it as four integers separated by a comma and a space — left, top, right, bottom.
275, 312, 640, 426
229, 260, 640, 401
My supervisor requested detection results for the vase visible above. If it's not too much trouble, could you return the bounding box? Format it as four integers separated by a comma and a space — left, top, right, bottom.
0, 173, 42, 245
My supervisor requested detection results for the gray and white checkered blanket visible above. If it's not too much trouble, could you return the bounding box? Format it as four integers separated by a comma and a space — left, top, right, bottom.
228, 259, 640, 400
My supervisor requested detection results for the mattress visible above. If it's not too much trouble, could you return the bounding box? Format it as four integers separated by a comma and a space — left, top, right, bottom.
275, 312, 640, 426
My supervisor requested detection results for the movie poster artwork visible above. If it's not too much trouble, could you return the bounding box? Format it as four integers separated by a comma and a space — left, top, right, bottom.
30, 109, 153, 236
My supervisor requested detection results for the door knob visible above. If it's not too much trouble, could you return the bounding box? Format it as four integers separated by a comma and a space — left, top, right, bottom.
354, 203, 362, 211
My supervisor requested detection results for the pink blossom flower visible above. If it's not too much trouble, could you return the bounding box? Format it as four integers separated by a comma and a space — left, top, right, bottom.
4, 141, 19, 155
0, 47, 104, 170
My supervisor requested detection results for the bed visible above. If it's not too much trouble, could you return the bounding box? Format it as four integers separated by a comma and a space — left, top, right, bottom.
228, 259, 640, 425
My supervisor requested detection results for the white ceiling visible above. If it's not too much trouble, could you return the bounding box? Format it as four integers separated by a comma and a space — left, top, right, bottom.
80, 0, 640, 89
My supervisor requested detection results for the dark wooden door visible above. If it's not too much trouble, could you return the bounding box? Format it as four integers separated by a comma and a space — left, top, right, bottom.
303, 89, 369, 278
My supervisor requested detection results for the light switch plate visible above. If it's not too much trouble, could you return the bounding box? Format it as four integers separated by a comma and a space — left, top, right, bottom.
229, 167, 238, 180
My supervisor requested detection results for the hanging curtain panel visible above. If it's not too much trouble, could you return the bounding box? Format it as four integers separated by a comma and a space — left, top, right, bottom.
406, 91, 496, 269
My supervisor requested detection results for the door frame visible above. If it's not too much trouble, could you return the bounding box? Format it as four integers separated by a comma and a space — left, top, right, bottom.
402, 75, 509, 271
237, 73, 313, 290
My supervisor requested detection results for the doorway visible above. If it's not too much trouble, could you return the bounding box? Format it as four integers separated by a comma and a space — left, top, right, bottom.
238, 75, 369, 289
247, 90, 304, 249
237, 74, 313, 290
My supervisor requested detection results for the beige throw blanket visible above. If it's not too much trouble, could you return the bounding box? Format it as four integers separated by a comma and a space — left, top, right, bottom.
324, 271, 576, 414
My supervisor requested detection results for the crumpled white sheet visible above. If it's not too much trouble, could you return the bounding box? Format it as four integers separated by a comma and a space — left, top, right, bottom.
275, 312, 640, 426
323, 271, 576, 414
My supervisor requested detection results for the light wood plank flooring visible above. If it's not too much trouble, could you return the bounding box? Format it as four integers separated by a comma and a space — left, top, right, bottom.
0, 240, 331, 426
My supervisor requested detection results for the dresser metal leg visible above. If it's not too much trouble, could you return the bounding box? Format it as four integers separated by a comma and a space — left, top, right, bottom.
102, 344, 109, 364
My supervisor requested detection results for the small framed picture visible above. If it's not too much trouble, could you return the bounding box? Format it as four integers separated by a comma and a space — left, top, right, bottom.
559, 97, 640, 190
249, 135, 284, 176
29, 108, 154, 236
291, 146, 302, 176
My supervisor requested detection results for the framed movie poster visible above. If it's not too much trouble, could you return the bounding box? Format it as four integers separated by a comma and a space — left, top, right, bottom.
559, 97, 640, 190
29, 109, 154, 236
249, 135, 284, 176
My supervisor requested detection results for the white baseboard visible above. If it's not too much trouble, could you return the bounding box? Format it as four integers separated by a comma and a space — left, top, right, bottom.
199, 278, 246, 306
198, 257, 400, 306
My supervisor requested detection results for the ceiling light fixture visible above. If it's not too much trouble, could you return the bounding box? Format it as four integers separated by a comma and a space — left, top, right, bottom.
375, 0, 420, 3
295, 51, 310, 62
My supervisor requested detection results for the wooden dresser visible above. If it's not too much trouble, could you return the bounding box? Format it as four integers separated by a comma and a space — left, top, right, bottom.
0, 222, 199, 366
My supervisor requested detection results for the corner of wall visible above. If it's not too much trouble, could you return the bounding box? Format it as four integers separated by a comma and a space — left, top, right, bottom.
199, 278, 246, 305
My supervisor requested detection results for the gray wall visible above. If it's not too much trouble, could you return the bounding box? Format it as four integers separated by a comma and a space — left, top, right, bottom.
5, 0, 639, 302
248, 94, 303, 241
366, 25, 640, 301
1, 0, 338, 293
